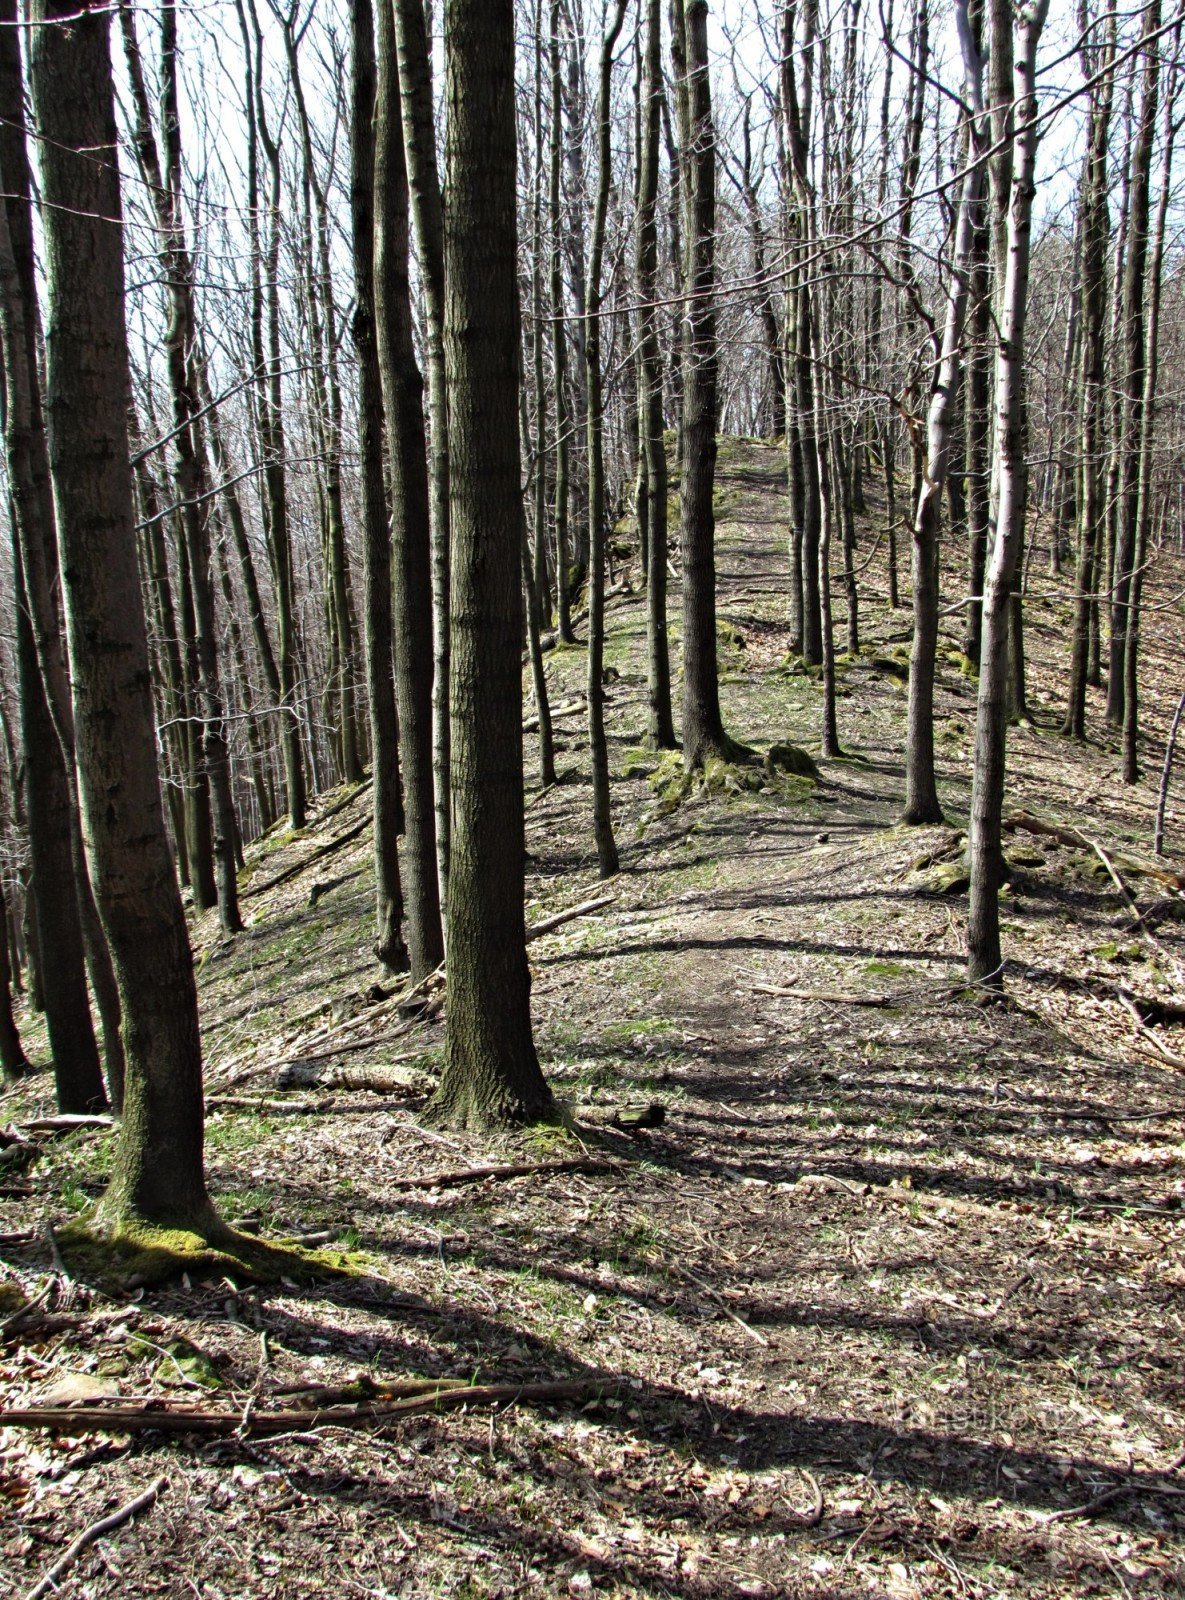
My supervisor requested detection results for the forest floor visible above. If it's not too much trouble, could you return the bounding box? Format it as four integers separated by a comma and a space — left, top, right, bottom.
3, 440, 1185, 1598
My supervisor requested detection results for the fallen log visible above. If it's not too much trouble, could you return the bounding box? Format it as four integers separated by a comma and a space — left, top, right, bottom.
275, 1058, 433, 1094
243, 819, 369, 899
526, 894, 616, 943
0, 1378, 612, 1439
753, 983, 892, 1008
1006, 810, 1185, 889
389, 1156, 619, 1191
21, 1115, 116, 1136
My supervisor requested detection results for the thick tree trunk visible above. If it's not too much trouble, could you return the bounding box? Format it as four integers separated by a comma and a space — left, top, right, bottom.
428, 0, 555, 1130
31, 0, 213, 1227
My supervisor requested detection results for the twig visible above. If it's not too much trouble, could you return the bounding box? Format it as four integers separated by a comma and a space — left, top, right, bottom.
23, 1475, 168, 1600
389, 1157, 618, 1192
671, 1263, 770, 1348
43, 1220, 71, 1281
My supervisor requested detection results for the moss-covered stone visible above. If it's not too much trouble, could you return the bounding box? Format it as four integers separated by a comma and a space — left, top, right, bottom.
57, 1215, 363, 1291
765, 742, 819, 779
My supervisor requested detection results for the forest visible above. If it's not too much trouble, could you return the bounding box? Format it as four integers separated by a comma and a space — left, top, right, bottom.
1, 0, 1185, 1593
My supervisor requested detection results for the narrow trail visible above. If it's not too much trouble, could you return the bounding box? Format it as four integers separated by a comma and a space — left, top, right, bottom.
3, 440, 1184, 1597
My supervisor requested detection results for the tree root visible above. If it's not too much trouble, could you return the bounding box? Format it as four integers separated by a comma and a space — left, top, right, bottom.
55, 1215, 365, 1291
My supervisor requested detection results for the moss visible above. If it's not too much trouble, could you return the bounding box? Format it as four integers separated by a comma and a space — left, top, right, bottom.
765, 741, 819, 779
57, 1215, 363, 1291
0, 1281, 27, 1317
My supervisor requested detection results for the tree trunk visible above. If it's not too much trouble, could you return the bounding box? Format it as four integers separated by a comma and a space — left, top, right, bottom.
30, 0, 214, 1228
583, 0, 625, 876
674, 0, 732, 768
392, 0, 451, 906
966, 0, 1050, 989
638, 0, 675, 749
905, 22, 986, 824
428, 0, 555, 1130
374, 0, 444, 981
350, 0, 408, 975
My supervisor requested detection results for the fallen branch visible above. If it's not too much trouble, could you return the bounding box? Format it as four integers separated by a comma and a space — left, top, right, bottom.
23, 1475, 167, 1600
21, 1114, 116, 1136
243, 819, 369, 899
671, 1263, 769, 1348
753, 983, 892, 1007
1116, 991, 1185, 1071
1006, 809, 1185, 889
389, 1156, 618, 1191
0, 1379, 610, 1439
525, 895, 616, 943
275, 1057, 433, 1095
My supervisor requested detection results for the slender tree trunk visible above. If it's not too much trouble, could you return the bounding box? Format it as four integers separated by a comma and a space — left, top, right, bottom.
549, 0, 576, 646
374, 0, 444, 981
350, 0, 408, 974
638, 0, 675, 749
584, 0, 625, 876
392, 0, 450, 906
966, 0, 1049, 989
905, 20, 986, 823
675, 0, 732, 767
1107, 0, 1160, 729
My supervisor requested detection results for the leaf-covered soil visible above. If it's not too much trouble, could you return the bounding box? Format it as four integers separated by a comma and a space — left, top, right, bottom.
3, 440, 1185, 1598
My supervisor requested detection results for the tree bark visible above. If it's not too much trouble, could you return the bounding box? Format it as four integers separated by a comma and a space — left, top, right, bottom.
350, 0, 408, 974
583, 0, 625, 877
428, 0, 555, 1130
966, 0, 1050, 989
374, 0, 445, 981
31, 0, 213, 1227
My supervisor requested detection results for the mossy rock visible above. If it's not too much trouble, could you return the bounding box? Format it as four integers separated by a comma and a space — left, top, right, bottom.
915, 858, 970, 896
717, 620, 747, 651
945, 649, 979, 679
1006, 846, 1046, 870
0, 1281, 27, 1318
57, 1215, 365, 1291
765, 742, 819, 780
701, 755, 765, 797
870, 654, 909, 682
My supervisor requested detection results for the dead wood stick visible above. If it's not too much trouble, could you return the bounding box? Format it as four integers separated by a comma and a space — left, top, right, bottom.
525, 895, 616, 943
267, 1375, 469, 1403
243, 819, 369, 899
389, 1157, 618, 1191
1116, 991, 1185, 1071
752, 983, 891, 1007
23, 1475, 168, 1600
671, 1264, 769, 1348
524, 697, 586, 734
0, 1379, 610, 1439
312, 779, 372, 827
21, 1114, 116, 1136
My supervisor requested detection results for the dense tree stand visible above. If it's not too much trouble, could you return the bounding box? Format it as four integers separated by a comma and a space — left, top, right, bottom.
426, 0, 555, 1132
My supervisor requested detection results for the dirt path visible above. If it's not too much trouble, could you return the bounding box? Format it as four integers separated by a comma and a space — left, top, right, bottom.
2, 441, 1184, 1598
